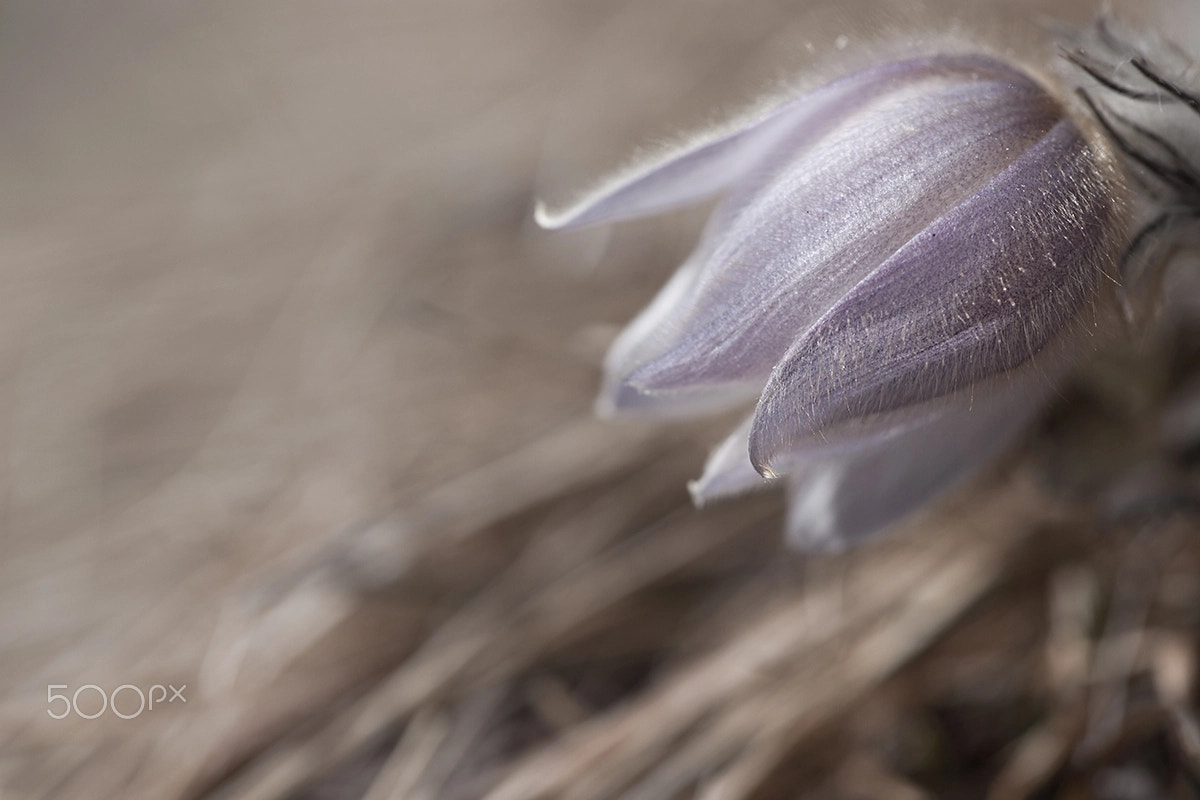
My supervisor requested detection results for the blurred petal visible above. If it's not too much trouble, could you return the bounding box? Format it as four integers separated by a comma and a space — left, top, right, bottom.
784, 377, 1044, 550
613, 57, 1061, 406
751, 119, 1119, 474
687, 415, 772, 506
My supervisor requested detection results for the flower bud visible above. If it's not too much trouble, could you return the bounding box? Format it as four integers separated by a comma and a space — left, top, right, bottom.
539, 51, 1128, 546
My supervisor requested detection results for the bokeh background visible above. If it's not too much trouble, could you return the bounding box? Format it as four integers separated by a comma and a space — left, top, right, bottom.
4, 1, 1200, 798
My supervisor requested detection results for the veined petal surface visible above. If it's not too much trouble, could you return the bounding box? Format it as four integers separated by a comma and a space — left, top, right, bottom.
610, 57, 1064, 410
751, 119, 1119, 474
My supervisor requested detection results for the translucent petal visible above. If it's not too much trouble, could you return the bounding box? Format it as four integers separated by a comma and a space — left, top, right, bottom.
597, 207, 763, 418
751, 119, 1119, 474
537, 56, 1006, 230
783, 376, 1044, 550
687, 415, 771, 506
613, 58, 1062, 404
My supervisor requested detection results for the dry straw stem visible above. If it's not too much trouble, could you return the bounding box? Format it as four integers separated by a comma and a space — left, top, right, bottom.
199, 469, 1071, 800
831, 752, 933, 800
484, 477, 1072, 800
200, 452, 777, 800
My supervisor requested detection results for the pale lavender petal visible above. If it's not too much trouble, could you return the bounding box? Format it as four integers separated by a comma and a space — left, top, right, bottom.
534, 93, 802, 230
783, 377, 1045, 550
616, 57, 1061, 403
536, 56, 1032, 229
751, 119, 1119, 474
686, 415, 772, 506
596, 211, 762, 418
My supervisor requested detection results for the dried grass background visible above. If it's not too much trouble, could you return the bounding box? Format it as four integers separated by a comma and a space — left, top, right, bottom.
3, 1, 1200, 798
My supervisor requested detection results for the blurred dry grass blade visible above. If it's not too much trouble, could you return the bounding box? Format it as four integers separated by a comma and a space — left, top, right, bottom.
203, 484, 778, 800
484, 478, 1067, 800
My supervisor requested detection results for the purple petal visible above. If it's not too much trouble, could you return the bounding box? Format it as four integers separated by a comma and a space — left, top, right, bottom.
534, 94, 798, 230
751, 119, 1120, 474
613, 57, 1062, 404
783, 377, 1045, 549
536, 56, 1035, 229
687, 415, 773, 506
597, 212, 763, 418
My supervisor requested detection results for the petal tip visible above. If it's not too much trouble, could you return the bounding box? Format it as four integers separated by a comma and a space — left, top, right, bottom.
748, 423, 777, 479
625, 359, 677, 395
533, 199, 565, 230
594, 378, 664, 418
625, 349, 714, 396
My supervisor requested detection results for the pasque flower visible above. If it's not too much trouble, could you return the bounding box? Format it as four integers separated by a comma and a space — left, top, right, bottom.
538, 47, 1144, 548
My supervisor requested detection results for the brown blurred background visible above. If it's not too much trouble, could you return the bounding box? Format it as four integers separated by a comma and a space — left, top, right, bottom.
4, 2, 1200, 799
